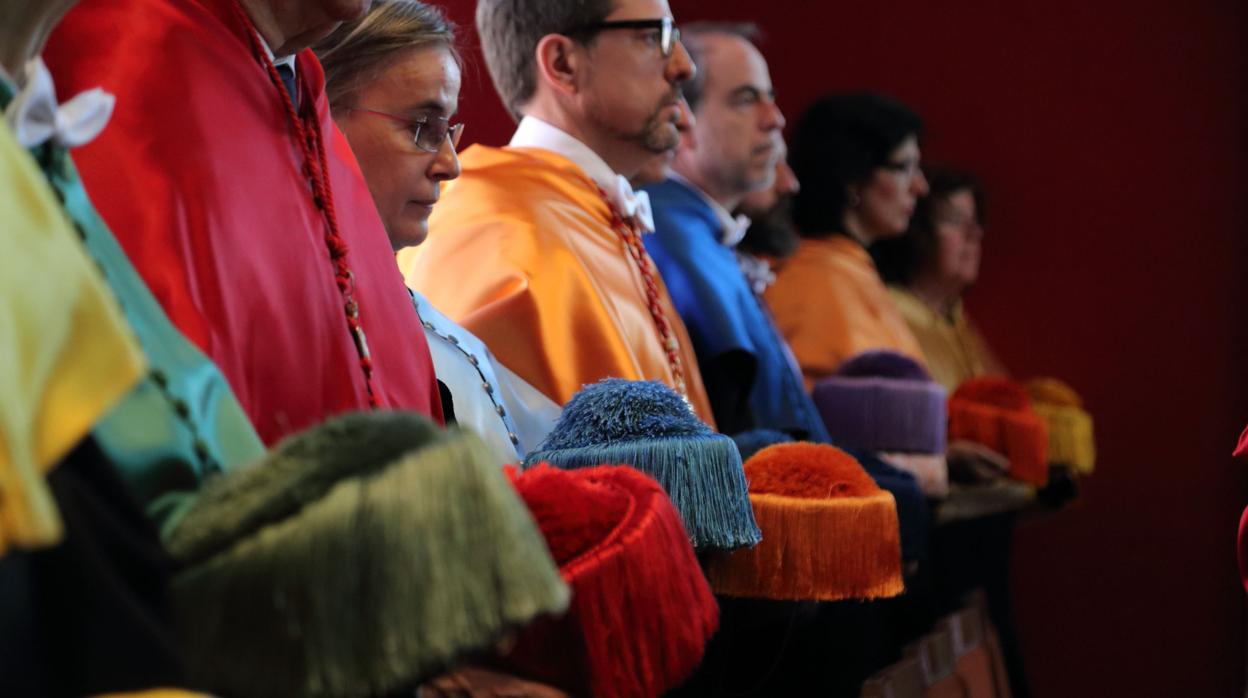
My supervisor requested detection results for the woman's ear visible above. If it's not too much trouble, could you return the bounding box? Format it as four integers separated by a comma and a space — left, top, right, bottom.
534, 33, 584, 99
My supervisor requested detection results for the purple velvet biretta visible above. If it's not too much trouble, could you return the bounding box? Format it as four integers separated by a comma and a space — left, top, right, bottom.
812, 351, 947, 454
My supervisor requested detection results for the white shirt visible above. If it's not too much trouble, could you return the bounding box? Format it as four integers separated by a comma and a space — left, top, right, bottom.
509, 115, 654, 231
258, 34, 298, 77
410, 291, 561, 463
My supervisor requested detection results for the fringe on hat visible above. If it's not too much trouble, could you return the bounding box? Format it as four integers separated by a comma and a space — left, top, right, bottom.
524, 379, 760, 551
1026, 378, 1096, 475
705, 443, 904, 601
949, 378, 1049, 487
813, 351, 948, 454
505, 465, 719, 698
166, 412, 569, 698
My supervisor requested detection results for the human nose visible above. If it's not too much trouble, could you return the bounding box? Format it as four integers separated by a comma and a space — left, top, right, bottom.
911, 167, 929, 196
666, 39, 695, 84
428, 135, 460, 182
761, 99, 785, 132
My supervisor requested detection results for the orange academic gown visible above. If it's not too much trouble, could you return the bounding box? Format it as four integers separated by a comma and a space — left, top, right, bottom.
765, 235, 926, 389
398, 145, 716, 427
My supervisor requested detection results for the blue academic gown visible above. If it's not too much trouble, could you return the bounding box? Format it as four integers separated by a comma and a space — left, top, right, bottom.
643, 177, 831, 442
645, 178, 926, 563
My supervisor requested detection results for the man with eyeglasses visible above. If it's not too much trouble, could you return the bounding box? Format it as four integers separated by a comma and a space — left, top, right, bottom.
43, 0, 445, 445
399, 0, 718, 427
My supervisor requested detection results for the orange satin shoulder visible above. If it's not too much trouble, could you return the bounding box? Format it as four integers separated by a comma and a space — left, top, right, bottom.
765, 236, 926, 389
399, 145, 715, 427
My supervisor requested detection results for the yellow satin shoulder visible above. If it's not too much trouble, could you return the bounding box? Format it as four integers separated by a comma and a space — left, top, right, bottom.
0, 122, 145, 556
400, 145, 715, 427
890, 287, 1004, 392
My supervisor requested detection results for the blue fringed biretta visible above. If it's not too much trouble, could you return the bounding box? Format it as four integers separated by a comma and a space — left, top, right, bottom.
524, 379, 761, 551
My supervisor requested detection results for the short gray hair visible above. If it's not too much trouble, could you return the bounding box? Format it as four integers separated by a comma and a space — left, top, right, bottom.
315, 0, 458, 112
475, 0, 614, 120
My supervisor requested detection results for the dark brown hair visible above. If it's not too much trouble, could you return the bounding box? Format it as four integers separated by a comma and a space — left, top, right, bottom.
475, 0, 615, 120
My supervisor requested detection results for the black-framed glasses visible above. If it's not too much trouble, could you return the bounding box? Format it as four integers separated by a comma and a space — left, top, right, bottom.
571, 17, 681, 57
349, 107, 464, 153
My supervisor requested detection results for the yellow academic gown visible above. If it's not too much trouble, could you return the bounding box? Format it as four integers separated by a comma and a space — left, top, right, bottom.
889, 287, 1005, 392
0, 119, 145, 556
765, 235, 926, 389
399, 145, 716, 427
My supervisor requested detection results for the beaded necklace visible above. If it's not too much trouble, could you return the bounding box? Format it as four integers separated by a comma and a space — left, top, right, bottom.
230, 1, 379, 407
596, 186, 689, 402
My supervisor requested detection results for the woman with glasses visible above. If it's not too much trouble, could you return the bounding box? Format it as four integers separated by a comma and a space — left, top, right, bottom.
316, 1, 561, 465
872, 167, 1005, 392
764, 92, 931, 388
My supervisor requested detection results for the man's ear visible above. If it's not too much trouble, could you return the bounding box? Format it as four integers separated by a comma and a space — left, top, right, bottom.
534, 33, 585, 98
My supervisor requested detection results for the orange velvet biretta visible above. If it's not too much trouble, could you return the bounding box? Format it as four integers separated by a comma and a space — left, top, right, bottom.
704, 443, 904, 602
948, 377, 1049, 486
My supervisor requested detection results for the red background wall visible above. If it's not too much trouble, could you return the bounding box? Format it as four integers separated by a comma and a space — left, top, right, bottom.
442, 1, 1248, 694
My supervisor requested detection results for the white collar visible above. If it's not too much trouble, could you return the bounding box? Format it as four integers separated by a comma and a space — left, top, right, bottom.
258, 33, 298, 76
669, 171, 751, 247
510, 115, 654, 232
510, 115, 617, 192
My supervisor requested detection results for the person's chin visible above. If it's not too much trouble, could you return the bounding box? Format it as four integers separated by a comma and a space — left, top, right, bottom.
390, 218, 430, 250
642, 123, 680, 154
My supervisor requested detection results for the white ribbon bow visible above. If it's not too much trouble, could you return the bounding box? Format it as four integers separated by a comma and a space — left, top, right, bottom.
607, 174, 655, 233
737, 252, 777, 296
4, 58, 115, 149
721, 213, 752, 248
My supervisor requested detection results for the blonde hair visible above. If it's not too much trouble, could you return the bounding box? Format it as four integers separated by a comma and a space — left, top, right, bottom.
315, 0, 458, 112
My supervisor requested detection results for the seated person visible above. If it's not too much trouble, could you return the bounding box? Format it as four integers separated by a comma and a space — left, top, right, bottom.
642, 23, 827, 440
872, 167, 1005, 392
397, 0, 718, 426
46, 0, 444, 448
316, 0, 559, 462
764, 92, 930, 388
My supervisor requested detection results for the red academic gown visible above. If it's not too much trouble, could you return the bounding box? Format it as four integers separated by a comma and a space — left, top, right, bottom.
45, 0, 443, 444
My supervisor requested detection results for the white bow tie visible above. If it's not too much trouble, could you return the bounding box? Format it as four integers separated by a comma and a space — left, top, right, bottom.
721, 213, 752, 248
4, 58, 114, 149
606, 174, 655, 233
737, 252, 777, 295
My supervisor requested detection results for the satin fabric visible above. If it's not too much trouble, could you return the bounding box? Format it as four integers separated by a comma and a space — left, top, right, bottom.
643, 178, 831, 441
765, 236, 926, 389
46, 0, 443, 445
411, 291, 560, 463
16, 105, 266, 536
399, 145, 716, 427
0, 115, 144, 556
890, 287, 1004, 393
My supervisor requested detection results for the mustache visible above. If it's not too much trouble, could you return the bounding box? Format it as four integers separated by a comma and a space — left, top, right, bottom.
656, 89, 683, 116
